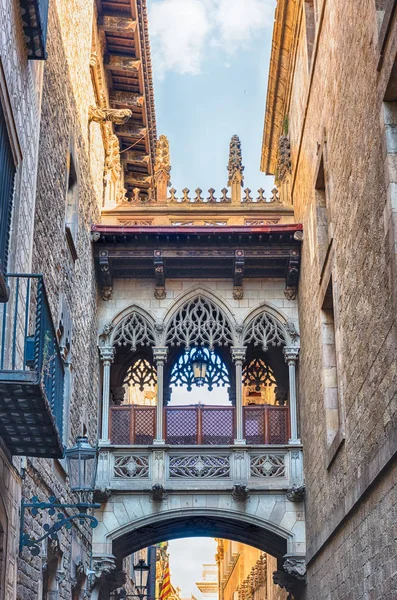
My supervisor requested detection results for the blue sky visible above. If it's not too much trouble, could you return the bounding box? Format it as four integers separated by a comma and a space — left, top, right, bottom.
148, 0, 277, 197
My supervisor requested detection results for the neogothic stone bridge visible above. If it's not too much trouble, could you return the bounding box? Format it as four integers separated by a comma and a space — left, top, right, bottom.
92, 286, 306, 598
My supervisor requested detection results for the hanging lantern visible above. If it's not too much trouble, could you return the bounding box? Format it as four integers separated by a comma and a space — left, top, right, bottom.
65, 436, 98, 493
134, 558, 150, 599
191, 347, 209, 385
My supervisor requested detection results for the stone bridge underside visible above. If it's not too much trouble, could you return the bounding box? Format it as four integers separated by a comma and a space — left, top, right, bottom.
93, 494, 305, 560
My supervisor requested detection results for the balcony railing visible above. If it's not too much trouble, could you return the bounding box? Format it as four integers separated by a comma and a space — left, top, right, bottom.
109, 404, 290, 446
19, 0, 49, 59
0, 275, 64, 457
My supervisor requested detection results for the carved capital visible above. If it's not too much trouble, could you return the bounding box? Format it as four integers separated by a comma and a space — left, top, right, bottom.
284, 346, 299, 365
153, 347, 168, 365
231, 484, 250, 502
231, 347, 247, 364
286, 485, 305, 502
89, 105, 132, 124
233, 286, 244, 300
94, 487, 112, 503
99, 346, 115, 365
102, 286, 113, 301
283, 556, 306, 580
92, 555, 117, 581
284, 287, 297, 301
150, 484, 168, 502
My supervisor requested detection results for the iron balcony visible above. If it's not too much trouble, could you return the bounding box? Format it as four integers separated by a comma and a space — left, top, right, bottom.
0, 274, 64, 457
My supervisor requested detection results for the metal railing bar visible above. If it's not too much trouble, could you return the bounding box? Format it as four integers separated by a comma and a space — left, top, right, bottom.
11, 276, 19, 370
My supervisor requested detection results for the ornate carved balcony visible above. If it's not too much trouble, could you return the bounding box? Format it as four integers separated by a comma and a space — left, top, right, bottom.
0, 275, 64, 457
96, 444, 303, 493
109, 404, 290, 446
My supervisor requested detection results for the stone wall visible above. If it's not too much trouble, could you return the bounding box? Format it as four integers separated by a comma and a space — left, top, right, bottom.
0, 0, 47, 597
97, 278, 299, 333
276, 0, 397, 598
17, 0, 104, 597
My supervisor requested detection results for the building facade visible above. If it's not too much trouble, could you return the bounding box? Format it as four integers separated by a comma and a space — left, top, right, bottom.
262, 1, 397, 599
216, 541, 286, 600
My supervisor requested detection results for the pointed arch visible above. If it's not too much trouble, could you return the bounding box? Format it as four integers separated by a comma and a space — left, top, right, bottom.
164, 290, 236, 349
109, 306, 157, 351
242, 304, 298, 351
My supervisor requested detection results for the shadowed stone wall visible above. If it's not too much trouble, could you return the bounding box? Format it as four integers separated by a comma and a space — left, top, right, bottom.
16, 0, 103, 597
264, 1, 397, 598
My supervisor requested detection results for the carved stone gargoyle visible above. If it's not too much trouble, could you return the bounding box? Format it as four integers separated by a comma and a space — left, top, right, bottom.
89, 106, 132, 124
231, 484, 250, 502
286, 484, 305, 502
150, 484, 168, 502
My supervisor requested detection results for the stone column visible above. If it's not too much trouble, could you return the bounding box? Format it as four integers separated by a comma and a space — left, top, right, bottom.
232, 347, 246, 445
153, 347, 168, 445
284, 347, 300, 444
99, 346, 115, 444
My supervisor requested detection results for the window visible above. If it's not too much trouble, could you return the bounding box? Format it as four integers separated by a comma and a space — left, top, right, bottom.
0, 101, 16, 275
382, 54, 397, 268
304, 1, 316, 67
321, 277, 343, 461
314, 150, 332, 271
65, 147, 79, 260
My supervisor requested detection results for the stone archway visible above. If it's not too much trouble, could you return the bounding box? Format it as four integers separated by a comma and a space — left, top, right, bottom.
92, 499, 305, 599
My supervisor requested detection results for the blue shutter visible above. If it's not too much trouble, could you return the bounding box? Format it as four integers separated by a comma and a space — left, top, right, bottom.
0, 105, 16, 273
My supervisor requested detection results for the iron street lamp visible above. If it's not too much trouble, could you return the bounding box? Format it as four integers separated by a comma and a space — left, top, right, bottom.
134, 558, 150, 600
20, 436, 101, 555
115, 559, 150, 600
191, 347, 209, 386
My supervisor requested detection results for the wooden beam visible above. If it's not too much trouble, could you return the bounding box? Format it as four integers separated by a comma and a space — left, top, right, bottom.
104, 55, 141, 73
122, 150, 149, 165
110, 90, 144, 108
99, 15, 137, 34
115, 124, 147, 138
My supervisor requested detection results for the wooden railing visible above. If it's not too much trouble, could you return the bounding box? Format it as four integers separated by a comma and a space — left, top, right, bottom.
109, 404, 290, 446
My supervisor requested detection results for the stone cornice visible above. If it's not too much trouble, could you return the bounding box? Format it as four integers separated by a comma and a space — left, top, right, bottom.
261, 0, 300, 175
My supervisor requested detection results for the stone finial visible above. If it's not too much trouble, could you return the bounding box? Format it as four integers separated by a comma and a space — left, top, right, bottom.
181, 188, 191, 202
168, 187, 177, 202
257, 188, 266, 202
270, 187, 280, 203
243, 188, 253, 202
227, 134, 244, 186
220, 188, 230, 202
89, 106, 132, 124
132, 188, 141, 203
194, 188, 203, 202
207, 188, 216, 203
154, 135, 171, 202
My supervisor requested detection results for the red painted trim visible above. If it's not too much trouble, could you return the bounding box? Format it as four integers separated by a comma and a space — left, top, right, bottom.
92, 223, 303, 235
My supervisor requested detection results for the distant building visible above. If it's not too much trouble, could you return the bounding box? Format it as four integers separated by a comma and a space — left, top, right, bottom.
195, 563, 218, 600
216, 540, 287, 600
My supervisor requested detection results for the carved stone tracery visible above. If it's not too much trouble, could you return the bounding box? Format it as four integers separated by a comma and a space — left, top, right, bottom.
165, 296, 234, 350
243, 312, 288, 351
112, 312, 156, 351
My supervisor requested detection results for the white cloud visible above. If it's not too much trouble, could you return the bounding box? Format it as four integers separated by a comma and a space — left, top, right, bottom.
149, 0, 275, 76
149, 0, 211, 76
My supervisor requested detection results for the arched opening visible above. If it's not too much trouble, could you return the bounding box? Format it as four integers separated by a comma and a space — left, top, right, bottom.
94, 512, 298, 600
104, 298, 298, 446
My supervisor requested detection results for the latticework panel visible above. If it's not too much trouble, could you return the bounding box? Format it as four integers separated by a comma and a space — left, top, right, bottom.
134, 407, 156, 444
250, 454, 286, 477
244, 407, 265, 445
114, 454, 150, 478
165, 408, 198, 445
110, 408, 131, 444
202, 407, 234, 445
169, 454, 230, 478
268, 407, 289, 444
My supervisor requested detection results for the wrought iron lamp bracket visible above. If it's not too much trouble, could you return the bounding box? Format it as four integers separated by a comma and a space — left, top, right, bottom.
20, 496, 101, 555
